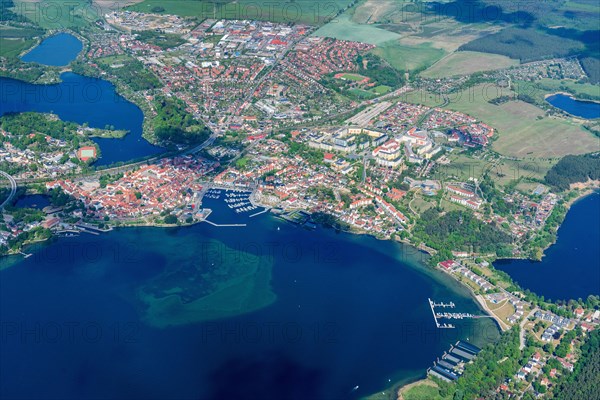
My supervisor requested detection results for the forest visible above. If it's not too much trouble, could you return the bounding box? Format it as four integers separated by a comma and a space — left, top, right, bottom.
412, 208, 513, 260
0, 112, 93, 153
551, 329, 600, 399
152, 97, 209, 146
0, 0, 19, 21
544, 153, 600, 191
452, 327, 521, 399
459, 28, 583, 62
357, 53, 404, 88
98, 58, 162, 91
581, 57, 600, 84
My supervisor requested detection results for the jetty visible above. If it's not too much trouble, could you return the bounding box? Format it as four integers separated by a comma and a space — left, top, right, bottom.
428, 298, 456, 329
249, 208, 269, 218
203, 220, 247, 227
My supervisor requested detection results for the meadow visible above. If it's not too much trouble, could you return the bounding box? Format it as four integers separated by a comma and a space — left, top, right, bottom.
0, 25, 44, 58
403, 85, 599, 158
128, 0, 354, 25
312, 13, 401, 45
0, 38, 34, 58
421, 51, 519, 78
371, 40, 446, 72
13, 0, 99, 29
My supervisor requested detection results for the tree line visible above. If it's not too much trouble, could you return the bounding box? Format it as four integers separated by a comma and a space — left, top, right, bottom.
544, 153, 600, 191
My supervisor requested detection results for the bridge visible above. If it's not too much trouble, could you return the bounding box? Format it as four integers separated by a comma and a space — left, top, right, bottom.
0, 171, 17, 209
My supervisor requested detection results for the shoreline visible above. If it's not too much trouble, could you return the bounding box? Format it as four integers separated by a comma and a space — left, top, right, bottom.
544, 91, 600, 105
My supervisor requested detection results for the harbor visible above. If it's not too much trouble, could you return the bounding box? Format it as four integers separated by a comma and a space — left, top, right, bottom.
428, 298, 457, 329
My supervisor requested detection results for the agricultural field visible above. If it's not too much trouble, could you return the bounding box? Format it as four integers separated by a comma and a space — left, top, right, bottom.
13, 0, 98, 28
0, 25, 44, 58
0, 37, 34, 58
312, 14, 401, 45
371, 40, 446, 72
403, 85, 599, 158
128, 0, 354, 25
421, 51, 519, 78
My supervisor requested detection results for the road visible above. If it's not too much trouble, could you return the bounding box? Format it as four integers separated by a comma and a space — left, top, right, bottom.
520, 307, 539, 350
0, 170, 17, 209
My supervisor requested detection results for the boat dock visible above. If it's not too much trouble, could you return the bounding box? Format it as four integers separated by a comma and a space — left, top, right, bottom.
427, 341, 482, 382
428, 298, 456, 329
429, 298, 486, 328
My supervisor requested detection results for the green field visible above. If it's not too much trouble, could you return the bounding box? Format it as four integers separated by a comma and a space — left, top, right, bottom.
422, 51, 519, 78
13, 0, 98, 28
340, 73, 366, 82
312, 13, 401, 45
530, 79, 600, 102
0, 25, 44, 58
403, 384, 447, 400
0, 38, 34, 58
347, 88, 374, 99
128, 0, 353, 24
372, 85, 391, 95
371, 40, 446, 72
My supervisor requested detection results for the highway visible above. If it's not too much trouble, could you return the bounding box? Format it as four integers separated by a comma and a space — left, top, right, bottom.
0, 170, 17, 209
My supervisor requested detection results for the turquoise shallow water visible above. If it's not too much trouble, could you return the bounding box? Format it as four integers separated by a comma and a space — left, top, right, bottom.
0, 197, 499, 399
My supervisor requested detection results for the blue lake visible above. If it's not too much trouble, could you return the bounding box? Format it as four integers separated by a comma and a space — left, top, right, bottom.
0, 73, 164, 166
546, 93, 600, 119
21, 33, 83, 67
0, 197, 499, 399
14, 194, 51, 209
495, 192, 600, 301
4, 32, 164, 166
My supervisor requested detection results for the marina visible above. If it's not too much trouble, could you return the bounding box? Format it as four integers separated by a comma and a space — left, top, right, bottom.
427, 341, 482, 382
202, 188, 263, 215
428, 298, 492, 328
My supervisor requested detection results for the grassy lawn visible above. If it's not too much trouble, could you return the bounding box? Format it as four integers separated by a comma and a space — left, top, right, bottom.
371, 40, 446, 72
128, 0, 354, 25
440, 153, 490, 181
422, 51, 519, 78
312, 13, 401, 45
372, 85, 391, 95
486, 299, 516, 325
401, 380, 448, 400
341, 73, 367, 82
347, 88, 374, 99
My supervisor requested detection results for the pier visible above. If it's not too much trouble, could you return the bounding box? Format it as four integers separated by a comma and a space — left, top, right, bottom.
203, 220, 247, 227
19, 251, 32, 259
429, 298, 487, 328
249, 208, 269, 218
428, 298, 455, 329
